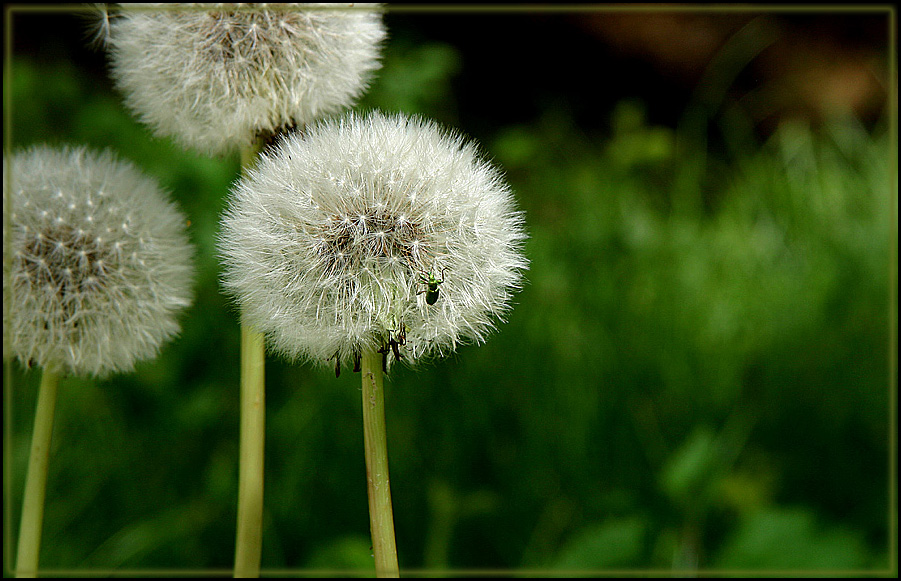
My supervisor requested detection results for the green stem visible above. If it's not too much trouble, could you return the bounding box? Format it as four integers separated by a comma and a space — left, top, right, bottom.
234, 325, 266, 578
361, 349, 399, 577
16, 369, 60, 578
234, 138, 268, 579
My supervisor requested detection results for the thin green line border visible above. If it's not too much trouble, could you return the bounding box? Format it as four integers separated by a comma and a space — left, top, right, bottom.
3, 2, 897, 578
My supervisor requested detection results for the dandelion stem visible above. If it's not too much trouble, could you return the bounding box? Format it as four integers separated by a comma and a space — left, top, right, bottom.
234, 325, 266, 578
235, 138, 268, 579
361, 348, 399, 578
16, 369, 59, 579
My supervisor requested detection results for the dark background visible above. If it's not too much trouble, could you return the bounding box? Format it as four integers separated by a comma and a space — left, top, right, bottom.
4, 4, 896, 575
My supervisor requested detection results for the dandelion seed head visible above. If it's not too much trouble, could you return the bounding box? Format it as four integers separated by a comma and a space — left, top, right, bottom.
218, 111, 529, 368
106, 3, 386, 155
3, 146, 195, 377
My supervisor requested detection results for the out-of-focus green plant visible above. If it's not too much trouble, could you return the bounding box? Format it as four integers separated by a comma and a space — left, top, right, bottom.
490, 100, 890, 572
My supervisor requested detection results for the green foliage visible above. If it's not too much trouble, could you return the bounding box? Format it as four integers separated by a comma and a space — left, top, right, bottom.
553, 517, 648, 570
5, 12, 894, 577
714, 507, 871, 570
306, 536, 376, 576
359, 39, 462, 124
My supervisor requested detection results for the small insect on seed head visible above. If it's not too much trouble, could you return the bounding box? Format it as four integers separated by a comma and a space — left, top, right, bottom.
417, 267, 447, 305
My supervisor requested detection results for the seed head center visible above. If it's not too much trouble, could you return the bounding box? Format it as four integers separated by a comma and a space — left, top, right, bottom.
315, 207, 431, 274
19, 225, 117, 300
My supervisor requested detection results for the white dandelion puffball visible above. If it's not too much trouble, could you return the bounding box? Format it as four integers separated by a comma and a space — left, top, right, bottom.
106, 3, 386, 155
3, 146, 195, 377
218, 111, 529, 368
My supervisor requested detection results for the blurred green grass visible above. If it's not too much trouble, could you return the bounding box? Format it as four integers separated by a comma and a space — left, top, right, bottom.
4, 10, 895, 576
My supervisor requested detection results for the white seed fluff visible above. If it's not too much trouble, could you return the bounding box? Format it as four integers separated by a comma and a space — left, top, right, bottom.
218, 111, 528, 368
3, 146, 195, 377
106, 3, 386, 156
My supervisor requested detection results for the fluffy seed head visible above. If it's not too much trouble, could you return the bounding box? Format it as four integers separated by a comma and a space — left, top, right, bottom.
105, 3, 386, 155
218, 111, 528, 368
3, 146, 195, 377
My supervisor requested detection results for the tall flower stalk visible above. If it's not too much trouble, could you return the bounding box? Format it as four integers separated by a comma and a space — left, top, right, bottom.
360, 349, 399, 576
14, 370, 58, 579
4, 145, 194, 577
219, 111, 528, 576
233, 140, 268, 578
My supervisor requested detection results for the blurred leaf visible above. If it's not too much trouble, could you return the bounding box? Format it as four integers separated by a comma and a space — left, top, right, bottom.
715, 456, 778, 514
659, 426, 721, 507
492, 125, 541, 168
360, 40, 461, 122
607, 100, 675, 168
305, 536, 376, 577
83, 501, 215, 568
553, 517, 648, 569
713, 507, 871, 570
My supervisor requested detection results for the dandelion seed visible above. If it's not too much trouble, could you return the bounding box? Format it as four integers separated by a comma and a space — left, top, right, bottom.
104, 3, 386, 155
3, 145, 195, 377
218, 111, 529, 369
